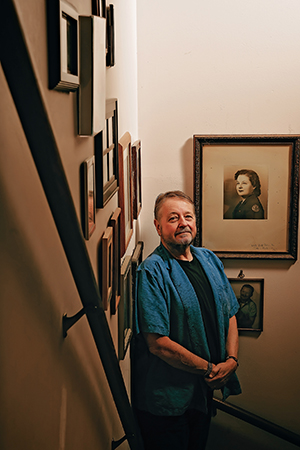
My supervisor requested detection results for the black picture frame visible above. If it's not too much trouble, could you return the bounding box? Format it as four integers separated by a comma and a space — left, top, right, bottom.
229, 278, 264, 332
47, 0, 79, 91
81, 156, 96, 240
194, 135, 300, 259
95, 99, 119, 208
132, 140, 142, 219
92, 0, 106, 18
118, 255, 133, 360
106, 4, 115, 67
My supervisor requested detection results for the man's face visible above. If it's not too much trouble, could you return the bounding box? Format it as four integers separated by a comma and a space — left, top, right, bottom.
154, 198, 197, 251
240, 286, 252, 301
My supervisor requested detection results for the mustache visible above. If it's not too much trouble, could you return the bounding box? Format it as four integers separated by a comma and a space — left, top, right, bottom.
175, 227, 192, 236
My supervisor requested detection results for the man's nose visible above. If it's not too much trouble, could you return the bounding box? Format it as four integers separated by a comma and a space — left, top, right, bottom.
178, 216, 189, 227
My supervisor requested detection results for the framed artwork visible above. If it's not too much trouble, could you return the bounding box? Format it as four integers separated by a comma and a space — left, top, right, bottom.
118, 255, 133, 360
95, 99, 119, 208
131, 242, 144, 296
81, 156, 96, 240
92, 0, 106, 17
118, 132, 133, 257
194, 135, 300, 259
100, 226, 113, 310
229, 278, 264, 332
47, 0, 79, 91
106, 4, 115, 67
78, 15, 106, 136
109, 207, 121, 315
132, 140, 142, 219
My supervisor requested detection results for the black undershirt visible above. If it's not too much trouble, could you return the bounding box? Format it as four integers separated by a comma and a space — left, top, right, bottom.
177, 257, 221, 364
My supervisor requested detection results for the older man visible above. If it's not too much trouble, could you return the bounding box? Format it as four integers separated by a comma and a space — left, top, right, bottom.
132, 191, 241, 450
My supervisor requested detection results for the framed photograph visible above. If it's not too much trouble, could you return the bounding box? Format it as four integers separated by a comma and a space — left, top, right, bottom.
229, 278, 264, 332
118, 132, 133, 257
95, 99, 119, 208
118, 255, 133, 360
78, 15, 106, 136
100, 226, 113, 310
81, 156, 96, 240
132, 140, 142, 219
194, 135, 300, 259
47, 0, 79, 91
92, 0, 106, 17
131, 242, 144, 295
109, 207, 121, 315
106, 4, 115, 67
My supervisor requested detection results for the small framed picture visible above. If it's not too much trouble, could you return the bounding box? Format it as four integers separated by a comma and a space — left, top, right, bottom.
118, 132, 133, 257
100, 226, 113, 310
106, 4, 115, 67
131, 241, 144, 299
47, 0, 79, 91
109, 207, 121, 314
229, 278, 264, 332
132, 140, 142, 219
81, 156, 96, 240
118, 255, 133, 360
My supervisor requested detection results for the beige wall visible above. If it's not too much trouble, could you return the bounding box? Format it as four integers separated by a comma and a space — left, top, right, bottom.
0, 0, 137, 449
136, 0, 300, 446
1, 0, 300, 449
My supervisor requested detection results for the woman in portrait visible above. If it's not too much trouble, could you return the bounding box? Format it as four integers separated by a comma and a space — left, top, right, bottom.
232, 169, 265, 219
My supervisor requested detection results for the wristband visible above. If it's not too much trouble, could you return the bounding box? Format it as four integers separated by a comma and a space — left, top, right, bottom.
204, 361, 213, 377
226, 355, 239, 366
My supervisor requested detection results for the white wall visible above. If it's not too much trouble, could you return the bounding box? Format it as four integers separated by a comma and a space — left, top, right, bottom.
136, 0, 300, 442
0, 0, 138, 448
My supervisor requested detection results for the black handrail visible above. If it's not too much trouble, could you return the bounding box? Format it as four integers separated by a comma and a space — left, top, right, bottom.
213, 398, 300, 447
0, 2, 143, 449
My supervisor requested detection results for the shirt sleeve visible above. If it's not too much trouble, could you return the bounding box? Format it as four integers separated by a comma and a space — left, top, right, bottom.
135, 264, 170, 337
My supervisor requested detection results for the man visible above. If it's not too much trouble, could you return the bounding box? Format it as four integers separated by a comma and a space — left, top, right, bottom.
236, 284, 257, 329
132, 191, 241, 450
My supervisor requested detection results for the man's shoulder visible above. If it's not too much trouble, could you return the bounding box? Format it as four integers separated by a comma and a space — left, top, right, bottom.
140, 244, 170, 270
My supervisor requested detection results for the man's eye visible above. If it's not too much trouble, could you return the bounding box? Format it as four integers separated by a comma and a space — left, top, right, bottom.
169, 216, 178, 222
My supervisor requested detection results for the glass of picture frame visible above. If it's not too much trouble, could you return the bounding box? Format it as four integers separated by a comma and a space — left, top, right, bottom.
229, 278, 264, 332
82, 155, 96, 240
118, 132, 133, 257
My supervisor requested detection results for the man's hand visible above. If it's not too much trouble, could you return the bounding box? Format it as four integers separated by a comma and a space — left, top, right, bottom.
204, 358, 238, 390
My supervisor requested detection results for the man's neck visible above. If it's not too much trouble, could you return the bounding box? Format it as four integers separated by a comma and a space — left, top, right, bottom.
161, 241, 193, 261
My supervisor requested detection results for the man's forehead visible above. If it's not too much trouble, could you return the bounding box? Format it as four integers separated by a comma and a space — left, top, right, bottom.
161, 198, 195, 214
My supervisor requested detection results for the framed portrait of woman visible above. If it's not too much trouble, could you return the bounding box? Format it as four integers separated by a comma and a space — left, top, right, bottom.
193, 135, 300, 259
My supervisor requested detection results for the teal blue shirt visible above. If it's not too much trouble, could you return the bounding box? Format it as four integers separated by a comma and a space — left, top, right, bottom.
132, 244, 241, 416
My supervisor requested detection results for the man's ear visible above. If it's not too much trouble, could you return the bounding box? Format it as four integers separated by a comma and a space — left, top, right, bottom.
154, 219, 161, 236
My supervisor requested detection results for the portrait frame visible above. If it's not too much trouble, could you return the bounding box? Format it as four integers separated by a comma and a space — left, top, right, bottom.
229, 278, 264, 332
118, 132, 133, 257
100, 226, 113, 311
109, 207, 121, 315
132, 140, 142, 219
46, 0, 79, 91
81, 155, 96, 240
118, 255, 133, 360
95, 98, 119, 208
194, 135, 300, 259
